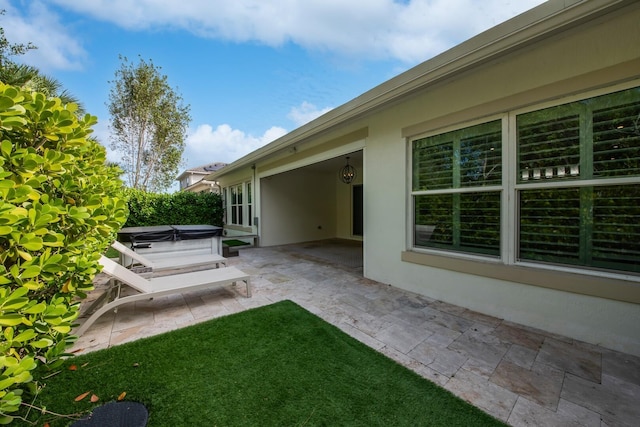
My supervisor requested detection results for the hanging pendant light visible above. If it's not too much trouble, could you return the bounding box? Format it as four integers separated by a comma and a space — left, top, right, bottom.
339, 156, 357, 184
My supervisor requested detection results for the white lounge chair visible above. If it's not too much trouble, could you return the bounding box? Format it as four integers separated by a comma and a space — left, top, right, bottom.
75, 255, 251, 335
111, 240, 227, 272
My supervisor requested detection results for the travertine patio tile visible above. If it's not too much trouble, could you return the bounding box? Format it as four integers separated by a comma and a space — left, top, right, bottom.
408, 342, 468, 377
337, 292, 372, 311
234, 294, 272, 310
562, 372, 640, 427
422, 330, 459, 348
219, 297, 246, 314
109, 324, 149, 346
363, 297, 403, 317
602, 348, 640, 387
302, 271, 332, 283
72, 314, 114, 354
507, 397, 600, 427
459, 309, 502, 327
462, 356, 502, 379
153, 305, 195, 325
188, 301, 231, 320
491, 360, 564, 409
418, 319, 461, 340
503, 344, 538, 370
342, 309, 393, 337
469, 320, 498, 335
429, 310, 475, 333
374, 322, 433, 354
379, 344, 424, 369
411, 363, 450, 387
494, 322, 546, 351
336, 322, 385, 351
261, 272, 293, 284
444, 367, 518, 422
395, 293, 434, 309
112, 304, 154, 331
429, 300, 468, 316
384, 306, 433, 326
449, 328, 511, 370
145, 293, 189, 312
537, 337, 602, 383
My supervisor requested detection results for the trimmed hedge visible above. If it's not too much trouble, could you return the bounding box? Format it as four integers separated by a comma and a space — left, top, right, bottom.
124, 188, 223, 227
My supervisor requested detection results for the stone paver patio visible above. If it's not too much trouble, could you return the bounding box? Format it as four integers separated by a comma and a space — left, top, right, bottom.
73, 242, 640, 427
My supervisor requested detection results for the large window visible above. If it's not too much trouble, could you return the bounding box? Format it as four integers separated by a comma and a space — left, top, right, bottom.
230, 184, 243, 225
226, 182, 252, 227
247, 182, 253, 227
411, 84, 640, 276
412, 120, 502, 256
517, 86, 640, 273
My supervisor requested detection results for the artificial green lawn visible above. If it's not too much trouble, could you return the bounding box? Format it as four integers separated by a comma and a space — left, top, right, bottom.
222, 239, 251, 247
27, 300, 506, 426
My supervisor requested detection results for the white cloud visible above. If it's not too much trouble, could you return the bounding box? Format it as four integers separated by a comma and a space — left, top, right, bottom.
40, 0, 545, 65
88, 119, 286, 170
0, 0, 86, 71
287, 102, 333, 127
184, 123, 287, 166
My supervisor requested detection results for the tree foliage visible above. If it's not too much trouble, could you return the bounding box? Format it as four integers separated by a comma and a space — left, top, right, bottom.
108, 56, 191, 192
0, 83, 128, 423
0, 12, 36, 69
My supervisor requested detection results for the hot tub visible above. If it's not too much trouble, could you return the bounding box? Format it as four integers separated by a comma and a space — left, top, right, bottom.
118, 225, 223, 257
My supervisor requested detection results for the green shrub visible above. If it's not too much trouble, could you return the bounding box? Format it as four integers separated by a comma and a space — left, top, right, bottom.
124, 188, 222, 227
0, 83, 128, 423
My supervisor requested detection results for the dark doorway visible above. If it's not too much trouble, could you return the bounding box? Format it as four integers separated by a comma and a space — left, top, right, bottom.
353, 184, 363, 236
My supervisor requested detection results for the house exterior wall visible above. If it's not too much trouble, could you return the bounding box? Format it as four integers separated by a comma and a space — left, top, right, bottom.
260, 168, 337, 246
211, 1, 640, 356
363, 5, 640, 356
251, 130, 366, 245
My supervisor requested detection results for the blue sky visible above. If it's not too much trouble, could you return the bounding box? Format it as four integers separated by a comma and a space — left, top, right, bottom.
3, 0, 545, 173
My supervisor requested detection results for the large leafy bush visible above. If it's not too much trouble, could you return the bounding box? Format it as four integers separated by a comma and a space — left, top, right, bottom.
0, 83, 128, 423
124, 188, 222, 227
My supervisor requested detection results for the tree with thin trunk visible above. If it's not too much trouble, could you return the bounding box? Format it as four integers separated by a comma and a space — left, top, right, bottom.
108, 55, 191, 192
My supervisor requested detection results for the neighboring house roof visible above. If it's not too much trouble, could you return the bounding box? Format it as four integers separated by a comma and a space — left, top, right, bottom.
204, 0, 630, 182
176, 162, 227, 181
176, 162, 227, 192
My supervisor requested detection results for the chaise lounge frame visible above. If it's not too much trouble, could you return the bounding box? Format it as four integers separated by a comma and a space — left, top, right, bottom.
111, 240, 227, 272
75, 255, 251, 335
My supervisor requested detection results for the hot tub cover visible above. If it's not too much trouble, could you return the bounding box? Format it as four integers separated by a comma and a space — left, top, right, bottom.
118, 225, 222, 244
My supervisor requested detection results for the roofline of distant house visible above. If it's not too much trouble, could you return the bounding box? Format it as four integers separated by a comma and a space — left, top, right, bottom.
176, 163, 227, 181
205, 0, 632, 182
175, 170, 208, 181
182, 179, 218, 192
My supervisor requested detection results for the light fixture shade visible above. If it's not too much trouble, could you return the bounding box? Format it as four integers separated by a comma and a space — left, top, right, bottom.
340, 157, 357, 184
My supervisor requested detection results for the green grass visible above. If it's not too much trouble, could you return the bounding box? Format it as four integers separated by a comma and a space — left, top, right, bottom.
26, 301, 506, 426
104, 246, 119, 258
222, 239, 251, 247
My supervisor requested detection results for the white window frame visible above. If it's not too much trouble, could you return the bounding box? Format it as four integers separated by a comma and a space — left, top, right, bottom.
409, 81, 640, 282
410, 114, 506, 261
225, 181, 252, 227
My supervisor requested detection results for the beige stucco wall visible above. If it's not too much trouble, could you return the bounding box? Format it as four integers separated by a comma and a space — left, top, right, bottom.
260, 168, 337, 246
362, 5, 640, 356
214, 2, 640, 356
